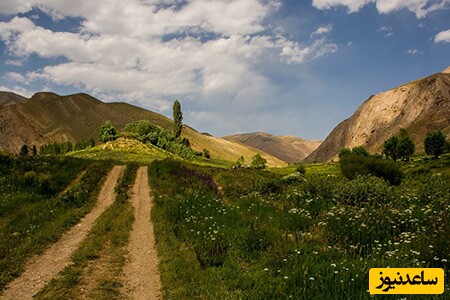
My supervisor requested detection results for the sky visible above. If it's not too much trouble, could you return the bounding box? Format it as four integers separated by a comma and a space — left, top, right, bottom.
0, 0, 449, 140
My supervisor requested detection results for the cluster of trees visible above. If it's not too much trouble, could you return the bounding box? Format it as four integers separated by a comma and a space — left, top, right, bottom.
97, 100, 211, 160
383, 129, 415, 161
233, 154, 267, 169
19, 139, 95, 156
39, 139, 95, 155
382, 129, 449, 161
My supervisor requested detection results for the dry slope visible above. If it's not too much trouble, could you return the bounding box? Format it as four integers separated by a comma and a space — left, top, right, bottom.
223, 132, 321, 163
305, 67, 450, 162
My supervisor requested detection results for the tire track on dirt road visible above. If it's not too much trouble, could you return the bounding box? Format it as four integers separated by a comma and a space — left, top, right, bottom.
122, 166, 162, 299
0, 165, 125, 300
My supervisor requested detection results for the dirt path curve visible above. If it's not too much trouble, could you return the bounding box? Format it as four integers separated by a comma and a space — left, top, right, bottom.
0, 165, 125, 300
122, 166, 162, 299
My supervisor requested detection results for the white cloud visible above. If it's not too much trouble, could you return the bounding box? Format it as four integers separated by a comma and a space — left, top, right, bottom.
434, 29, 450, 43
5, 59, 24, 66
406, 48, 423, 54
311, 25, 333, 37
312, 0, 450, 18
0, 0, 340, 136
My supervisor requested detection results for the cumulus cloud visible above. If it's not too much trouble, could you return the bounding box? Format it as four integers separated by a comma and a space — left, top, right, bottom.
434, 29, 450, 43
312, 0, 450, 18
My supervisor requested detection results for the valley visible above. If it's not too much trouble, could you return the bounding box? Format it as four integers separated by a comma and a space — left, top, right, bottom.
0, 67, 449, 299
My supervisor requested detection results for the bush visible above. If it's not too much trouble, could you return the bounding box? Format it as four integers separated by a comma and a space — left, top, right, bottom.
295, 164, 306, 174
340, 155, 403, 185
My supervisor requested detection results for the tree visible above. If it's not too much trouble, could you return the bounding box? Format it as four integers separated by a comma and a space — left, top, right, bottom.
32, 145, 37, 156
99, 120, 118, 142
19, 145, 28, 156
398, 134, 415, 161
236, 156, 244, 167
173, 100, 183, 138
383, 136, 399, 161
424, 130, 446, 158
202, 148, 210, 159
251, 154, 267, 169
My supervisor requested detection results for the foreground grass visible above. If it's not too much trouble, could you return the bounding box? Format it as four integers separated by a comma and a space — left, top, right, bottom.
0, 155, 111, 291
36, 163, 138, 299
150, 158, 449, 299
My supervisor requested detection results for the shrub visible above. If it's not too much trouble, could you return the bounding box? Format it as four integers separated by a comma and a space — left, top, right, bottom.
251, 154, 267, 169
295, 164, 306, 174
340, 155, 403, 185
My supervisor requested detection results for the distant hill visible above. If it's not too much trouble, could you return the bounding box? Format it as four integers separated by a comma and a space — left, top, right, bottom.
304, 67, 450, 162
223, 132, 321, 163
0, 91, 27, 106
0, 92, 286, 167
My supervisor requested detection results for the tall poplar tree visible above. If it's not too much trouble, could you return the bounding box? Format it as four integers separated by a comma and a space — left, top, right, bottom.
173, 100, 183, 138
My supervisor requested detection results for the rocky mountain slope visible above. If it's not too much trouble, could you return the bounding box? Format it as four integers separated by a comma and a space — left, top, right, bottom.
223, 132, 321, 163
0, 92, 286, 167
305, 67, 450, 162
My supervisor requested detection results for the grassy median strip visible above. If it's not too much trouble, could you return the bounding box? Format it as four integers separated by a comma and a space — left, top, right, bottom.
35, 163, 138, 299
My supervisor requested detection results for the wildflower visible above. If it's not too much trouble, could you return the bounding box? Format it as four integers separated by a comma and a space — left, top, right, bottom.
309, 277, 314, 280
264, 268, 269, 271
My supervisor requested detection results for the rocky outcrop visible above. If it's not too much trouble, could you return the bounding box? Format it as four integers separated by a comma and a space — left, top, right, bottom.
304, 67, 450, 162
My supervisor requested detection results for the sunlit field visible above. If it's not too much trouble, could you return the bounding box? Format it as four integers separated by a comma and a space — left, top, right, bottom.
149, 158, 449, 299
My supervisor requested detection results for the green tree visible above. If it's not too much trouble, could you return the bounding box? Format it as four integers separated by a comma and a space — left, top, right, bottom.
338, 148, 352, 159
398, 133, 415, 161
99, 120, 118, 142
19, 145, 29, 156
236, 156, 245, 167
173, 100, 183, 138
424, 130, 446, 158
383, 136, 399, 161
251, 154, 267, 169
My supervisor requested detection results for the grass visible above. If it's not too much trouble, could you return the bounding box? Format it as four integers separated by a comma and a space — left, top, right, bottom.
0, 155, 111, 291
36, 163, 138, 299
68, 137, 171, 163
149, 158, 449, 299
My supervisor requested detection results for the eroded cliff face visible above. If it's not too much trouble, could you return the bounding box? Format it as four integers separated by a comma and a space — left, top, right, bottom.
305, 68, 450, 162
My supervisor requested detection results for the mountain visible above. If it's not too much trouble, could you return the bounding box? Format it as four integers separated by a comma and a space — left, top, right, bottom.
305, 67, 450, 162
0, 92, 286, 167
223, 132, 321, 163
0, 91, 27, 106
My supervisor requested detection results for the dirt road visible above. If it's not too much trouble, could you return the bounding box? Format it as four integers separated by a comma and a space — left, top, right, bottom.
0, 165, 125, 300
122, 166, 162, 299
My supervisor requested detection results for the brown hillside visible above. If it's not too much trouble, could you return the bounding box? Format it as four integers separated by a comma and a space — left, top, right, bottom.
0, 92, 285, 166
304, 67, 450, 162
0, 91, 27, 106
223, 132, 321, 163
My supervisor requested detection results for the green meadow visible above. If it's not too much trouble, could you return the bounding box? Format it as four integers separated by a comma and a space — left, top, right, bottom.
1, 149, 449, 299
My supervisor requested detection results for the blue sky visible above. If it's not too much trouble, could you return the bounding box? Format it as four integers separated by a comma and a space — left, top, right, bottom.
0, 0, 449, 140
